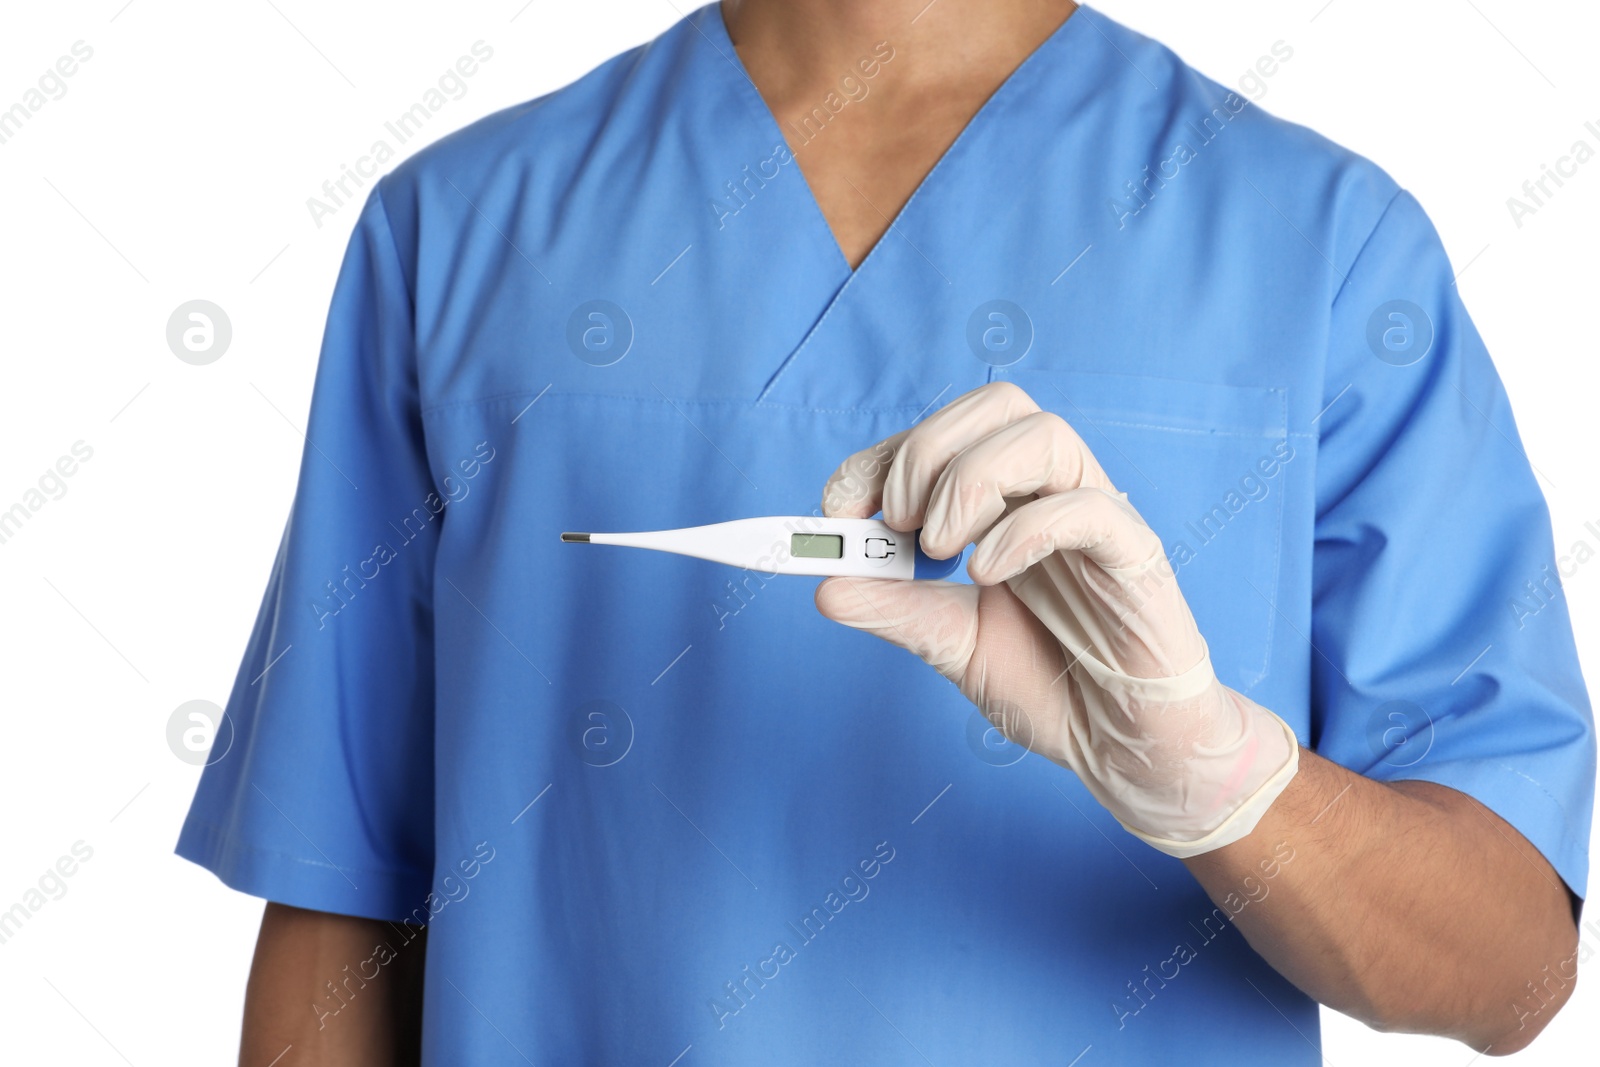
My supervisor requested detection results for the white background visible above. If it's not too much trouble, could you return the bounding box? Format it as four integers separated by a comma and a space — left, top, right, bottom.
1, 0, 1596, 1063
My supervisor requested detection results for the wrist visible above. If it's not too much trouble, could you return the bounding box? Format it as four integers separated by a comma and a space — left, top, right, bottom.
1113, 689, 1301, 858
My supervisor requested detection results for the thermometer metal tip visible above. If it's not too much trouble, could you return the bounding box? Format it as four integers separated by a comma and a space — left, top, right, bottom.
560, 532, 591, 542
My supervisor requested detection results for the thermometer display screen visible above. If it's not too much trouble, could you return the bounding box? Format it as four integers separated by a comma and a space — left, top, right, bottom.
790, 533, 844, 559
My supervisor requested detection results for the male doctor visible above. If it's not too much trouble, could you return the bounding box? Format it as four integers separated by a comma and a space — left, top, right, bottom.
180, 1, 1593, 1063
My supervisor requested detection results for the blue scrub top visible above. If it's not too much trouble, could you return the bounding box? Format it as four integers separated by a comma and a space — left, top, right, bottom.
179, 5, 1594, 1063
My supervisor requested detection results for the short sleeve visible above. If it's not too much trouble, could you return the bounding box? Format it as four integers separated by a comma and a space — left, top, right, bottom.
176, 182, 437, 921
1310, 190, 1595, 899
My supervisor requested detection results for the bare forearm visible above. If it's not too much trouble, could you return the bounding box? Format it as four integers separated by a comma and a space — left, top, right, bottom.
241, 902, 427, 1067
1183, 747, 1578, 1054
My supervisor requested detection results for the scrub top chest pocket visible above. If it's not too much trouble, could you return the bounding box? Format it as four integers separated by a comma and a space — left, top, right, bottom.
1005, 367, 1296, 694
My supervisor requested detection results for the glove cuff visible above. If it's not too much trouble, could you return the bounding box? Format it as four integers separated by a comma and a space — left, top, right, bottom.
1116, 714, 1301, 859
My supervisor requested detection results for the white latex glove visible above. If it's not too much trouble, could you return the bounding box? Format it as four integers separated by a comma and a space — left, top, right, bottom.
816, 382, 1299, 857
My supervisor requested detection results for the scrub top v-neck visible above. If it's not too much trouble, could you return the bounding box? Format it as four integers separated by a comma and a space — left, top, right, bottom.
704, 4, 1109, 409
704, 3, 1092, 350
177, 3, 1595, 1064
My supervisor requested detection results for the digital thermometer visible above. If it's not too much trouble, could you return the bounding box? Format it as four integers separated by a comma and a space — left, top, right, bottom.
560, 516, 964, 580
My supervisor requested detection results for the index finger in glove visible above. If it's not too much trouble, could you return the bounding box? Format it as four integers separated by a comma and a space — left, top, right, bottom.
919, 409, 1118, 558
821, 428, 911, 519
822, 382, 1103, 530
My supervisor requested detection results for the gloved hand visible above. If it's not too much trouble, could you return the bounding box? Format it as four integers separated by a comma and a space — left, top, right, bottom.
816, 382, 1299, 857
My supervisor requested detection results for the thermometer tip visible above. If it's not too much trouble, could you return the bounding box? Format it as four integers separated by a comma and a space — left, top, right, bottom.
560, 532, 591, 543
